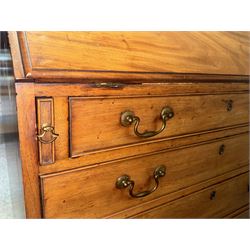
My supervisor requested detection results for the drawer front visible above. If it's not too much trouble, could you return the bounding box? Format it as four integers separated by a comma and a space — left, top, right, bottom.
234, 210, 249, 218
69, 93, 248, 157
133, 173, 249, 218
41, 133, 248, 218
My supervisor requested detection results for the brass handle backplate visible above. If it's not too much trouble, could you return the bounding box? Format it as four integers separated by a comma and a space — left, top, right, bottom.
116, 165, 166, 198
120, 106, 174, 138
37, 124, 59, 144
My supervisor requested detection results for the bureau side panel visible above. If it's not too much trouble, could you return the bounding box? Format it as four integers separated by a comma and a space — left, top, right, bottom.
15, 83, 42, 218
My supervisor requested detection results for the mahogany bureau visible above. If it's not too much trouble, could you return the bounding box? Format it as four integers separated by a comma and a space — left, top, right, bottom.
8, 32, 249, 218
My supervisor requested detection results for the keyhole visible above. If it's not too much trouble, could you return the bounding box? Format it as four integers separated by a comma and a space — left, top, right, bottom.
219, 144, 225, 155
225, 100, 233, 111
210, 191, 216, 200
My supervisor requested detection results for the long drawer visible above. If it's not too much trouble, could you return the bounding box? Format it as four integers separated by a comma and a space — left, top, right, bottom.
133, 173, 249, 218
233, 210, 249, 218
69, 93, 249, 157
40, 133, 248, 218
225, 205, 249, 218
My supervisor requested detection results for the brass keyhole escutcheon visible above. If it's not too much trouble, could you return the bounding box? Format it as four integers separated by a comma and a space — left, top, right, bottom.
37, 124, 59, 144
219, 144, 225, 155
223, 99, 233, 112
210, 191, 216, 200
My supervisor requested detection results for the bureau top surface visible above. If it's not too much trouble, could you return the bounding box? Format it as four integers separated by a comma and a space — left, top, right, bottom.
9, 32, 250, 83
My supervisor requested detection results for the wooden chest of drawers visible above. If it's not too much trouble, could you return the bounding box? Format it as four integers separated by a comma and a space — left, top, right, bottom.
9, 32, 249, 218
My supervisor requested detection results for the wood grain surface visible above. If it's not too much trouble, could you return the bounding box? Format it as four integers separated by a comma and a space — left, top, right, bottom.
9, 31, 250, 219
36, 98, 55, 165
41, 134, 248, 218
108, 166, 248, 218
8, 32, 25, 79
232, 209, 249, 218
17, 32, 250, 82
15, 83, 42, 218
40, 126, 249, 175
133, 172, 249, 218
32, 82, 250, 97
69, 93, 249, 157
224, 205, 249, 218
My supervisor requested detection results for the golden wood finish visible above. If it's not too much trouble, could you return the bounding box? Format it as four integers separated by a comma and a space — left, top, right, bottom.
39, 125, 249, 175
8, 32, 25, 79
233, 209, 249, 218
36, 98, 56, 165
15, 83, 42, 218
31, 82, 250, 96
41, 134, 248, 218
17, 32, 250, 82
69, 93, 248, 157
133, 173, 249, 218
9, 32, 250, 219
108, 166, 249, 218
225, 205, 249, 218
14, 81, 249, 175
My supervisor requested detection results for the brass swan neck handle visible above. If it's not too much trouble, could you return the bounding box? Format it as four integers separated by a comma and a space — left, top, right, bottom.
116, 165, 166, 198
120, 106, 174, 138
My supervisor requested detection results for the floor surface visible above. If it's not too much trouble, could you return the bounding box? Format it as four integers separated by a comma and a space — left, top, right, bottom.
0, 142, 25, 219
